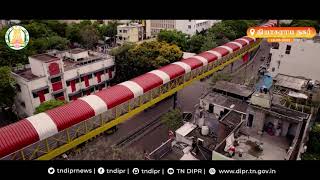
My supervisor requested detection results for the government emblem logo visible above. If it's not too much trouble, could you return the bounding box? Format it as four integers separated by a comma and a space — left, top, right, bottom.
5, 25, 29, 50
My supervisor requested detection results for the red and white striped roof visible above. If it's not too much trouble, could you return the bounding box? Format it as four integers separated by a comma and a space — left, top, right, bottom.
0, 20, 276, 158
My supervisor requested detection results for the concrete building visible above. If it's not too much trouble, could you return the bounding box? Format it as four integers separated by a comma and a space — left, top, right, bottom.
116, 23, 144, 45
12, 48, 115, 117
176, 20, 219, 36
148, 78, 318, 160
268, 38, 320, 81
148, 20, 176, 36
146, 20, 221, 36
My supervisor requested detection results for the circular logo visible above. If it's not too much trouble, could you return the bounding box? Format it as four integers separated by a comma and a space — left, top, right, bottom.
98, 167, 105, 174
5, 25, 29, 50
167, 168, 174, 175
132, 168, 139, 175
48, 167, 55, 174
209, 168, 216, 175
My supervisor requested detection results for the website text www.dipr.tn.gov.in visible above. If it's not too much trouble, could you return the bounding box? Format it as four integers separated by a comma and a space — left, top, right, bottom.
214, 168, 277, 175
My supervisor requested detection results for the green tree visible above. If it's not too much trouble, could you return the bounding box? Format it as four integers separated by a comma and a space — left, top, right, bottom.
24, 21, 54, 39
79, 25, 100, 49
200, 34, 218, 52
34, 99, 66, 114
110, 43, 137, 83
157, 29, 189, 51
208, 22, 237, 40
222, 20, 258, 38
98, 21, 119, 38
111, 41, 183, 83
129, 41, 182, 69
45, 20, 68, 37
66, 23, 82, 43
47, 36, 70, 50
302, 123, 320, 160
161, 109, 184, 131
290, 20, 319, 32
188, 34, 206, 53
0, 66, 16, 109
29, 36, 69, 53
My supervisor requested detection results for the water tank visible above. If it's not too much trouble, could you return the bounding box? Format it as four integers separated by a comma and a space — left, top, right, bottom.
198, 118, 205, 127
201, 126, 209, 136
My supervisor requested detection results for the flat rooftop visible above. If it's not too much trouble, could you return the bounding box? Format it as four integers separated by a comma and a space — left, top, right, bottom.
213, 81, 254, 98
13, 68, 41, 81
70, 48, 86, 54
63, 52, 112, 71
202, 92, 249, 113
30, 54, 59, 62
231, 132, 291, 160
274, 74, 308, 91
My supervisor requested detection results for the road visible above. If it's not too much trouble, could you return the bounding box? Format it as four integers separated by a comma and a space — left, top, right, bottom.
70, 40, 272, 159
127, 40, 272, 154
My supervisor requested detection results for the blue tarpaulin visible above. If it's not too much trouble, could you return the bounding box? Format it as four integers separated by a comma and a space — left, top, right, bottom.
256, 73, 273, 91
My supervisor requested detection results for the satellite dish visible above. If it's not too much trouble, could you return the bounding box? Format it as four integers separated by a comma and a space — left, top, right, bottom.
230, 104, 235, 109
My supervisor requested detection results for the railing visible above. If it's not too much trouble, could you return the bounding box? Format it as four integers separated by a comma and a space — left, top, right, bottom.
1, 39, 262, 160
285, 137, 299, 160
147, 138, 174, 160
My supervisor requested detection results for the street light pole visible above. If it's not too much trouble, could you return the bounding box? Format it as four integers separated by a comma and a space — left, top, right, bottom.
173, 92, 177, 109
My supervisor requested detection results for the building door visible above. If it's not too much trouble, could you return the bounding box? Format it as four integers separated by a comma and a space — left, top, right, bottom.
208, 104, 214, 113
247, 114, 254, 127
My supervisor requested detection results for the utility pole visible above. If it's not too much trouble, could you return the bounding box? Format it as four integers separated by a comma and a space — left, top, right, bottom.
173, 92, 178, 109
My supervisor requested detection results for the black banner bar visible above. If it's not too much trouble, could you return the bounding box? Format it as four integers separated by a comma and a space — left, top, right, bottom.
0, 160, 317, 177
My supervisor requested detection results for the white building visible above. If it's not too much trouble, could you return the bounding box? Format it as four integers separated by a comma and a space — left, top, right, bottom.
176, 20, 220, 36
146, 20, 221, 36
12, 48, 115, 117
116, 23, 144, 45
268, 38, 320, 81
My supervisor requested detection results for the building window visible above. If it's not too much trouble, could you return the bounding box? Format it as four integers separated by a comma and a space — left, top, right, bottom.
285, 45, 291, 54
20, 101, 25, 108
54, 92, 64, 99
208, 104, 214, 113
119, 30, 122, 33
66, 78, 79, 86
247, 114, 254, 127
81, 74, 93, 81
50, 76, 61, 83
272, 67, 275, 72
188, 25, 191, 29
32, 88, 49, 98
